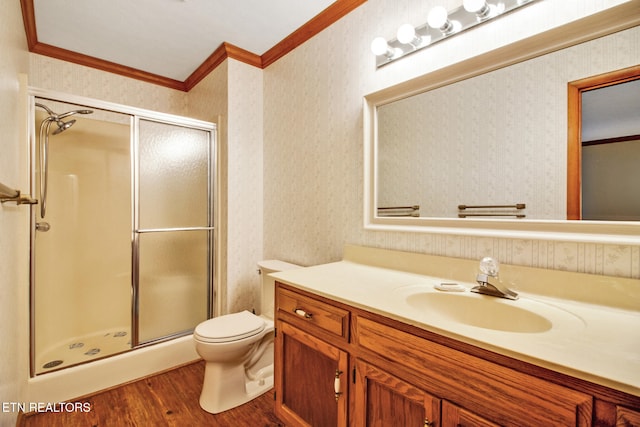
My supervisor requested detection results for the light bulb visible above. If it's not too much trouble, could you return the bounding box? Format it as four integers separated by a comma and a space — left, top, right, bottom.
464, 0, 492, 19
427, 6, 449, 29
463, 0, 487, 13
396, 24, 417, 45
370, 37, 390, 56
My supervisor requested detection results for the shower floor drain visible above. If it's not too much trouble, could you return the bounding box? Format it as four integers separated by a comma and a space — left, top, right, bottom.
43, 360, 64, 369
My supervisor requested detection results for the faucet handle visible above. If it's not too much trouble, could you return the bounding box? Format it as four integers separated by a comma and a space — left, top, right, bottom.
479, 257, 500, 277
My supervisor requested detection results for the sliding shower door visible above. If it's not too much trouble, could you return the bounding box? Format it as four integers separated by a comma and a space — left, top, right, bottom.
135, 119, 213, 344
32, 101, 133, 374
30, 91, 216, 374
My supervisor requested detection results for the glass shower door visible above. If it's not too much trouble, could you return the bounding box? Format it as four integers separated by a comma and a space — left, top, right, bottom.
32, 101, 132, 374
135, 119, 213, 344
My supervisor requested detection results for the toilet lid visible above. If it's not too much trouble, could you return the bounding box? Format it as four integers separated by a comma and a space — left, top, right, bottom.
194, 310, 266, 343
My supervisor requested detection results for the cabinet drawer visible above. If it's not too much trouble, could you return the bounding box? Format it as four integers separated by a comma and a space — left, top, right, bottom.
277, 285, 349, 340
356, 316, 593, 426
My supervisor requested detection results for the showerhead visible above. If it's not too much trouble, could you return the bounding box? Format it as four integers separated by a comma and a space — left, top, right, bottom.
36, 103, 93, 136
36, 103, 93, 121
58, 109, 93, 119
52, 119, 76, 135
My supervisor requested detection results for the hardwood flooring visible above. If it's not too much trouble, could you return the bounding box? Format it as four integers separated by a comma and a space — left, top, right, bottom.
17, 361, 283, 427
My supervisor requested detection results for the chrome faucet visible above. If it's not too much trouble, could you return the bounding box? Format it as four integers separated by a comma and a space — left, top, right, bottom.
470, 257, 518, 300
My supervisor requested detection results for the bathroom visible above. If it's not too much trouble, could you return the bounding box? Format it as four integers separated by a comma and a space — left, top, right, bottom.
1, 0, 639, 426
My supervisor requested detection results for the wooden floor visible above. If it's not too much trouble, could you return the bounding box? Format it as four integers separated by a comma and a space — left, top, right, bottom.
18, 361, 283, 427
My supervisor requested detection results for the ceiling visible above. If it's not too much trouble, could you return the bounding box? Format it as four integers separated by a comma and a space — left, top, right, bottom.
22, 0, 364, 91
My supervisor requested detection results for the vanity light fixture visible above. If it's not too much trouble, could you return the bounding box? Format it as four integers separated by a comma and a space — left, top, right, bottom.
371, 0, 537, 67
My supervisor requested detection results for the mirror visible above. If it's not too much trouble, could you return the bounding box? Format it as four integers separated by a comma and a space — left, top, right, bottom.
364, 5, 640, 243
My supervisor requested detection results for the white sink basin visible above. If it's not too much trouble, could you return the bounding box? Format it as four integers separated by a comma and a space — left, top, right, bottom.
395, 285, 585, 334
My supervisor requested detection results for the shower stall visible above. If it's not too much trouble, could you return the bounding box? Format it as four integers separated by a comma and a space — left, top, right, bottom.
29, 91, 216, 376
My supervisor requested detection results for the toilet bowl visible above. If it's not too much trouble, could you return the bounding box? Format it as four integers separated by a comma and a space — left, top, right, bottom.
193, 260, 301, 414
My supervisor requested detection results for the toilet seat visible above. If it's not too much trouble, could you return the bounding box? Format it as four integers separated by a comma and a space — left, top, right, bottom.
194, 310, 266, 343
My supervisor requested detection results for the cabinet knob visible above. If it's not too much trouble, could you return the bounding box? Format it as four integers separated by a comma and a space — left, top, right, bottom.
424, 418, 433, 427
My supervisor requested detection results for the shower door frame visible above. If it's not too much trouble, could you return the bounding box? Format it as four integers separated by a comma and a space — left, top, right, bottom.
27, 87, 218, 376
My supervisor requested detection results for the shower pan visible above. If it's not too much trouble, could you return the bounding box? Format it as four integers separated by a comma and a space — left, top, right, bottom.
29, 93, 216, 376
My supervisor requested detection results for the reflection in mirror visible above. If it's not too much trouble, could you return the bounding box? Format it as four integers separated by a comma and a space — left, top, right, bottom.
567, 66, 640, 221
376, 69, 557, 220
376, 55, 640, 222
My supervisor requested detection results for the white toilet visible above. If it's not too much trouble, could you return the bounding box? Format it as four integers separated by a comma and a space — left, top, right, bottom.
193, 260, 301, 414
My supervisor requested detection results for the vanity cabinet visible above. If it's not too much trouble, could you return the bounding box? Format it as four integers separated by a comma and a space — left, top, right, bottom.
274, 282, 639, 427
274, 286, 350, 427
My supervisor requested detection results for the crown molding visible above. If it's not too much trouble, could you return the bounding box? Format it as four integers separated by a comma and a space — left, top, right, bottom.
19, 0, 366, 92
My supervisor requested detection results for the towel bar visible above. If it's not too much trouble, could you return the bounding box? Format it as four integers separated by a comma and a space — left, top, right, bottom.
0, 181, 37, 205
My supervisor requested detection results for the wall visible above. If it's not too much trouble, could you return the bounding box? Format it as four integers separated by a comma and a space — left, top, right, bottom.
263, 0, 640, 279
29, 57, 188, 115
0, 0, 30, 425
225, 60, 264, 313
188, 59, 265, 315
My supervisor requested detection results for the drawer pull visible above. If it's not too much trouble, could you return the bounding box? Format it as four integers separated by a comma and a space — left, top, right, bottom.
294, 308, 313, 319
334, 369, 343, 401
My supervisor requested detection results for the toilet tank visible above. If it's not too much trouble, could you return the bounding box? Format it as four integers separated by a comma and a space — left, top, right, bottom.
257, 260, 302, 320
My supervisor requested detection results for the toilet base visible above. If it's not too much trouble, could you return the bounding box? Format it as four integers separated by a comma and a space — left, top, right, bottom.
199, 360, 274, 414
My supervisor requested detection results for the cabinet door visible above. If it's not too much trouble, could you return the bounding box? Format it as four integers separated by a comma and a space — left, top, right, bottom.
442, 401, 499, 427
617, 406, 640, 426
353, 359, 441, 427
275, 320, 348, 427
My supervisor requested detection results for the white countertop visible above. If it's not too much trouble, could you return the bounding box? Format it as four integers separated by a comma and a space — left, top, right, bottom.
271, 246, 640, 397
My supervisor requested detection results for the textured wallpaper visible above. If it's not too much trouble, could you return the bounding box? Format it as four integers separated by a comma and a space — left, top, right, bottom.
263, 0, 640, 280
0, 0, 31, 424
29, 56, 189, 116
224, 60, 265, 313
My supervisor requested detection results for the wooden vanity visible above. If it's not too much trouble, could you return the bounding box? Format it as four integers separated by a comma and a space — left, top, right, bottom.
272, 246, 640, 426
